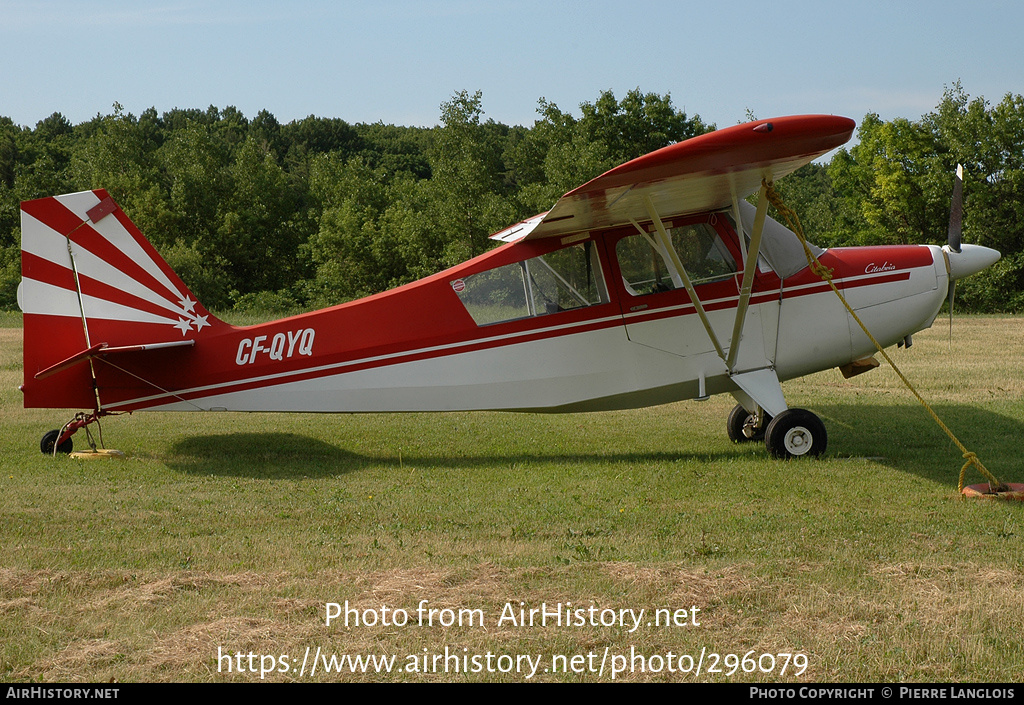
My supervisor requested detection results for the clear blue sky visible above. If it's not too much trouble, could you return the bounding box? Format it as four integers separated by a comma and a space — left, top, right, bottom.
2, 0, 1022, 133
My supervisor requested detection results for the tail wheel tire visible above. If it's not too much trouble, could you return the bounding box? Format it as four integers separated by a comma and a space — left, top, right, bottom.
764, 409, 827, 459
727, 404, 771, 443
41, 429, 73, 455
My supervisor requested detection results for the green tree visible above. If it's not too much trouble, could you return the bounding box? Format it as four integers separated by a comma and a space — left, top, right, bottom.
220, 136, 309, 297
828, 85, 1024, 310
928, 88, 1024, 310
304, 155, 398, 303
511, 89, 712, 214
15, 112, 78, 199
72, 107, 166, 210
427, 90, 515, 265
578, 88, 711, 163
354, 122, 432, 179
0, 118, 23, 253
4, 87, 1019, 315
0, 117, 19, 190
829, 113, 944, 245
766, 162, 842, 247
156, 121, 233, 307
281, 115, 362, 181
250, 109, 285, 159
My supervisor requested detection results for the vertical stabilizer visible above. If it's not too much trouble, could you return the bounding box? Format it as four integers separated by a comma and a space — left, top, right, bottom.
19, 190, 222, 408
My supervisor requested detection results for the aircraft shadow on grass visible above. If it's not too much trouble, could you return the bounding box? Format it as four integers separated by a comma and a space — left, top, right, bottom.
165, 431, 720, 480
164, 403, 1021, 487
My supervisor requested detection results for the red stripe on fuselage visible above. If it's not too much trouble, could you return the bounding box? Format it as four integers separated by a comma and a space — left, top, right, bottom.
102, 308, 627, 410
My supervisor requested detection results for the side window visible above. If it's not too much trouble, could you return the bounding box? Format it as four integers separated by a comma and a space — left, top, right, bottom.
453, 241, 608, 326
616, 234, 678, 295
670, 223, 736, 281
616, 222, 737, 296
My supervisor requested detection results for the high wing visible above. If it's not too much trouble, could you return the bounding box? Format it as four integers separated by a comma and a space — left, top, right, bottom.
492, 115, 855, 243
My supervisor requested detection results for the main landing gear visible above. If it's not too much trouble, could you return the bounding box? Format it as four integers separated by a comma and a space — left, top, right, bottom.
727, 404, 827, 459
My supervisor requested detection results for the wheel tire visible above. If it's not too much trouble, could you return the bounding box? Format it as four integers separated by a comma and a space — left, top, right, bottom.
764, 409, 827, 459
40, 429, 72, 455
727, 404, 770, 443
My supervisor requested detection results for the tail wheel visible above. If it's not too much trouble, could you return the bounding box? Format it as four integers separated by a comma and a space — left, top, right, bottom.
727, 404, 771, 443
41, 429, 73, 455
764, 409, 827, 459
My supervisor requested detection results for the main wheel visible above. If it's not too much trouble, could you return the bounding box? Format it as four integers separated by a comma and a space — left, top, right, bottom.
40, 429, 73, 455
764, 409, 827, 459
727, 404, 770, 443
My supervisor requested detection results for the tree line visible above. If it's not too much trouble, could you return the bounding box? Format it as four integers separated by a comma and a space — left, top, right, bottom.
1, 84, 1021, 313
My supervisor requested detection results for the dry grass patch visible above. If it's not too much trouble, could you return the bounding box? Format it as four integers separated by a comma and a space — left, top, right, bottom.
85, 572, 269, 612
33, 638, 127, 682
3, 558, 1023, 682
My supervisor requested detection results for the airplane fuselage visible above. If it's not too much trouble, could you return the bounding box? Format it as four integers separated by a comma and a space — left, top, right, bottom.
27, 218, 950, 417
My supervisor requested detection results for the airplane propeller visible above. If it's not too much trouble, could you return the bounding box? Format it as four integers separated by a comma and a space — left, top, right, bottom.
945, 165, 964, 333
947, 164, 964, 255
940, 164, 1001, 337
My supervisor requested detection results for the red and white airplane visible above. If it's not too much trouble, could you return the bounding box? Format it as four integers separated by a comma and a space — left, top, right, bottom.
18, 115, 1000, 458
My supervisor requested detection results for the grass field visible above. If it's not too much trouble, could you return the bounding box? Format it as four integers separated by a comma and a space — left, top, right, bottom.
1, 314, 1022, 682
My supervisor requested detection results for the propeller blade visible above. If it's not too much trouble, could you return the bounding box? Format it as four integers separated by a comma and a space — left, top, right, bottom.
945, 165, 963, 348
947, 164, 963, 253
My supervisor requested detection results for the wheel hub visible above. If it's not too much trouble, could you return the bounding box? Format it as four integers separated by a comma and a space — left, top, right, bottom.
783, 426, 813, 455
742, 416, 758, 438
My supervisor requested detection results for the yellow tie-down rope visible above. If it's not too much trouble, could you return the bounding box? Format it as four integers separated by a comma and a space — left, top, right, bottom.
761, 180, 1008, 495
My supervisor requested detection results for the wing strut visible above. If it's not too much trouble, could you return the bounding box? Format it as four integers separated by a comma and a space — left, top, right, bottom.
729, 175, 748, 268
725, 183, 769, 372
641, 195, 728, 362
638, 188, 787, 419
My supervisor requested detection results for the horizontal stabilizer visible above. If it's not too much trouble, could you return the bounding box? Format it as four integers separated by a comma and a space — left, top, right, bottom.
34, 339, 196, 380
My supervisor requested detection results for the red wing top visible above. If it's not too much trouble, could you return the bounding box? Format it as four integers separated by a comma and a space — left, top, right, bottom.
492, 115, 855, 242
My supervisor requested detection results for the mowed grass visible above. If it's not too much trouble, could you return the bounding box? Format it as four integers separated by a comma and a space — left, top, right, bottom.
0, 315, 1021, 682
